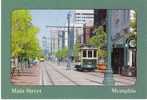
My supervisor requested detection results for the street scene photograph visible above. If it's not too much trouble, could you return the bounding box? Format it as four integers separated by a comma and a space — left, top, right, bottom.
11, 9, 137, 86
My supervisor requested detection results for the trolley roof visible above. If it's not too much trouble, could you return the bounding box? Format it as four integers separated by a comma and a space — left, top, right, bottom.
80, 44, 97, 50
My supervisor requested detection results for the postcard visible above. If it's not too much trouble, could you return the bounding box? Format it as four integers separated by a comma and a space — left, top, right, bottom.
1, 0, 147, 99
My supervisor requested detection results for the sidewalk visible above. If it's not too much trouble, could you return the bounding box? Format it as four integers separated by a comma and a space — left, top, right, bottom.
11, 64, 40, 85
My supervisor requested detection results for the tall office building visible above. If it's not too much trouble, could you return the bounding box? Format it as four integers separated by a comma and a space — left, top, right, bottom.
42, 36, 49, 56
49, 28, 66, 53
74, 10, 94, 25
73, 10, 94, 44
49, 29, 59, 53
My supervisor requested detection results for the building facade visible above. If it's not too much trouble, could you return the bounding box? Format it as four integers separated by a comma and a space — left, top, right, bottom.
42, 36, 49, 57
73, 10, 94, 44
94, 9, 136, 76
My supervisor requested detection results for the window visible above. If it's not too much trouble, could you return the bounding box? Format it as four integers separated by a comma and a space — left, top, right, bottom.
94, 50, 97, 57
83, 50, 86, 57
88, 50, 92, 57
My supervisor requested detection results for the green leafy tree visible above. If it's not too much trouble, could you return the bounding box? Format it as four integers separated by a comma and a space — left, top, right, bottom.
129, 11, 136, 32
55, 50, 62, 59
88, 26, 107, 63
55, 48, 68, 60
73, 42, 81, 61
11, 10, 41, 66
129, 11, 137, 39
61, 48, 68, 59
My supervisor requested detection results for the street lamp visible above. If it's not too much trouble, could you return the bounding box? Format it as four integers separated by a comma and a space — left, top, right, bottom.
67, 12, 72, 70
103, 10, 115, 85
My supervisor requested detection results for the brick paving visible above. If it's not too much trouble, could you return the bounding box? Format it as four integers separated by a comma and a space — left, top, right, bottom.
11, 64, 40, 85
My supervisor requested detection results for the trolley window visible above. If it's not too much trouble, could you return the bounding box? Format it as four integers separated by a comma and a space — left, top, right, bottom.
88, 50, 92, 57
94, 50, 97, 57
83, 50, 86, 57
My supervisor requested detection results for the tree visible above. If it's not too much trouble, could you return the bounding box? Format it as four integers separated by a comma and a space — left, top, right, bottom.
11, 10, 41, 67
73, 42, 80, 61
55, 47, 68, 60
129, 11, 136, 33
88, 26, 107, 63
61, 48, 68, 59
129, 11, 137, 39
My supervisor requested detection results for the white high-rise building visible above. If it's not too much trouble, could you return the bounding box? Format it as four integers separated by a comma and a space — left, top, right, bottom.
73, 10, 94, 25
73, 10, 94, 44
64, 10, 94, 47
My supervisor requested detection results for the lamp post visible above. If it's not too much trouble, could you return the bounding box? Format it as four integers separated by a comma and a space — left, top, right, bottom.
124, 42, 128, 67
103, 10, 115, 85
67, 12, 71, 70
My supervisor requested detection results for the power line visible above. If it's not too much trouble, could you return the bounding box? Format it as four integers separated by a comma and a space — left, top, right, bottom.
46, 25, 93, 29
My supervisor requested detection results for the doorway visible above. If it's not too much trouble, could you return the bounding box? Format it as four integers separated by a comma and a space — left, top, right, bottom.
112, 48, 124, 74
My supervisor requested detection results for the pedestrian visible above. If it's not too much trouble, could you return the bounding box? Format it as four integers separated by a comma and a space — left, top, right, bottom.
66, 58, 71, 70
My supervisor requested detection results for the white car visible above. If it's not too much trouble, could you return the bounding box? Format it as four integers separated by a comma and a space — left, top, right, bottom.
32, 59, 39, 64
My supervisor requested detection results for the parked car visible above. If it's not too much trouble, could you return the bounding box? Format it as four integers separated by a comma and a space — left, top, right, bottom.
32, 59, 39, 65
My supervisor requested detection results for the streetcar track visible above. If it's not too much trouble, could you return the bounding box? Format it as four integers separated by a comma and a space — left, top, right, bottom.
42, 62, 55, 85
41, 66, 44, 85
43, 62, 135, 86
44, 63, 55, 85
48, 62, 80, 85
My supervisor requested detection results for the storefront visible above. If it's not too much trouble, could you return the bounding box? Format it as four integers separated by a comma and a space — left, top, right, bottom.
112, 37, 136, 76
122, 37, 137, 77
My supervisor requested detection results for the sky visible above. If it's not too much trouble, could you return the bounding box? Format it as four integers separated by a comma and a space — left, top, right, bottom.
31, 9, 135, 37
30, 9, 135, 48
31, 10, 70, 40
30, 9, 93, 49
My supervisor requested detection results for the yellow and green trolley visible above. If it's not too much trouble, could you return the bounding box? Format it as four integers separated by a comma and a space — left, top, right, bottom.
75, 44, 97, 71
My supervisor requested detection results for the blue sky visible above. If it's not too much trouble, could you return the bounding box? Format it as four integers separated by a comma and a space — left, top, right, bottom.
31, 10, 70, 39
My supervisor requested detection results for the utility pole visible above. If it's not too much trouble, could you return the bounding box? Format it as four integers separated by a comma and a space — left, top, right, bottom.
103, 10, 115, 85
58, 31, 60, 50
67, 12, 71, 70
50, 32, 52, 59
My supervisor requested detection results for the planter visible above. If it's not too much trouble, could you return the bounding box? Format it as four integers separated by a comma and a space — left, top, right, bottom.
97, 64, 106, 73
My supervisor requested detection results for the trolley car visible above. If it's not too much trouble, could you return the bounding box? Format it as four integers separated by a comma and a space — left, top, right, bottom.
75, 45, 97, 71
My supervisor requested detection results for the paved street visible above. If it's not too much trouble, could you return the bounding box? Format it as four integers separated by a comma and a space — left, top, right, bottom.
11, 61, 136, 86
39, 61, 136, 86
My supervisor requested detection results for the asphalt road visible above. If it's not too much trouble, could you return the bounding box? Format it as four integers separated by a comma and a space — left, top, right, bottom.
39, 61, 136, 86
